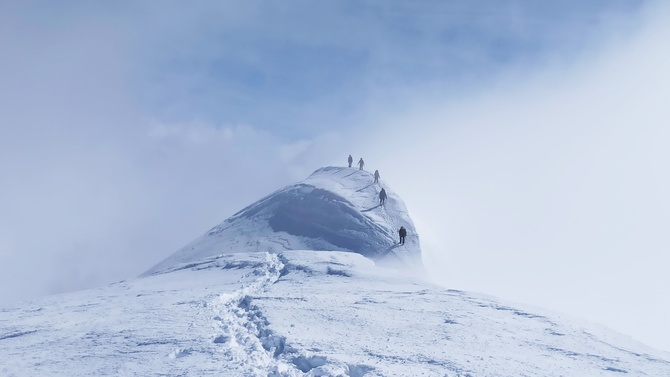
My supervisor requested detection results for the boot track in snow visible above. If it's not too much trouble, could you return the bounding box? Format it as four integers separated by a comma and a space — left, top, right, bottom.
209, 252, 300, 377
207, 252, 376, 377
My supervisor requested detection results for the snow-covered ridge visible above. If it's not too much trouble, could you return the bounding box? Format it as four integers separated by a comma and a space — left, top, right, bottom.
145, 166, 422, 275
5, 167, 668, 376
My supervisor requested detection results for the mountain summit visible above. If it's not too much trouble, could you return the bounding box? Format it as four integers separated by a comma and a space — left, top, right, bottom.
146, 166, 422, 275
3, 167, 669, 376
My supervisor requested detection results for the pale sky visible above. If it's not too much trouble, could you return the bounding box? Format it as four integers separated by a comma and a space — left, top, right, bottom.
1, 1, 668, 352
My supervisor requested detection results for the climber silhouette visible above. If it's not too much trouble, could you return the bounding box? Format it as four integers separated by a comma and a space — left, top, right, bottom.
379, 188, 387, 206
348, 155, 353, 168
374, 170, 380, 183
358, 158, 365, 170
398, 226, 407, 245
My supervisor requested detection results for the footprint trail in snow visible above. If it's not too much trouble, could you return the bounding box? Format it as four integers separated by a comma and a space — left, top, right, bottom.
210, 253, 300, 377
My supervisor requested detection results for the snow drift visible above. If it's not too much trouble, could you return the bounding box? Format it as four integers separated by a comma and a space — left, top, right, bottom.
146, 166, 422, 275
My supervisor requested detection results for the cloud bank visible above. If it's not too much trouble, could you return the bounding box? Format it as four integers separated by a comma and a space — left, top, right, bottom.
362, 4, 670, 352
0, 0, 666, 353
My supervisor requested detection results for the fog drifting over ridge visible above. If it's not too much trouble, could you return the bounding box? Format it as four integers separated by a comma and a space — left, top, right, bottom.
362, 4, 670, 352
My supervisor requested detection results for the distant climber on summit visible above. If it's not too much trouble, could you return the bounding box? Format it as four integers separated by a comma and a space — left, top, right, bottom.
358, 158, 365, 170
348, 155, 353, 168
374, 170, 380, 183
398, 226, 407, 245
379, 188, 387, 206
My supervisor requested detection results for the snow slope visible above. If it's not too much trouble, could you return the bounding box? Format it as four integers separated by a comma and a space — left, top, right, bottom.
3, 166, 670, 376
146, 166, 422, 275
2, 251, 669, 376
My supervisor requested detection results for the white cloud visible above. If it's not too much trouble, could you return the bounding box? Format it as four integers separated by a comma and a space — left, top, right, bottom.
362, 3, 670, 352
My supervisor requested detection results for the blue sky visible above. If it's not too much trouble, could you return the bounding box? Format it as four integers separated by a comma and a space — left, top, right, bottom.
127, 1, 647, 136
1, 0, 668, 353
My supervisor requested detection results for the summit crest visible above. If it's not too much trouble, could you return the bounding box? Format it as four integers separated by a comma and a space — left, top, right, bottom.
146, 166, 422, 275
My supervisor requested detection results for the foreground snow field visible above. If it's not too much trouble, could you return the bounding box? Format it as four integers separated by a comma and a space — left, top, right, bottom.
2, 251, 669, 376
2, 167, 669, 376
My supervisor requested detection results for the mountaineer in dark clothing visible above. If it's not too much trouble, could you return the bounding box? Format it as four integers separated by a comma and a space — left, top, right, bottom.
379, 188, 387, 206
358, 158, 365, 170
374, 170, 380, 183
348, 155, 353, 168
398, 226, 407, 245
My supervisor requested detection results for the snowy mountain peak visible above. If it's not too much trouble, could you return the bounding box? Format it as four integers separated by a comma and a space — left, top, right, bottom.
5, 170, 670, 377
145, 166, 423, 275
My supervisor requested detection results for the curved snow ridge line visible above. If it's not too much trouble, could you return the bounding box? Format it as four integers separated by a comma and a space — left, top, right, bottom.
210, 252, 302, 377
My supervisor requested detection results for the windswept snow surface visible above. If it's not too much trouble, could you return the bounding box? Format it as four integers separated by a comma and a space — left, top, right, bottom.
2, 251, 669, 376
145, 167, 422, 275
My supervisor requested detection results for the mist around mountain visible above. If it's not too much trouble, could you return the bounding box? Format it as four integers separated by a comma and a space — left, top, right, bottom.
1, 167, 669, 376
